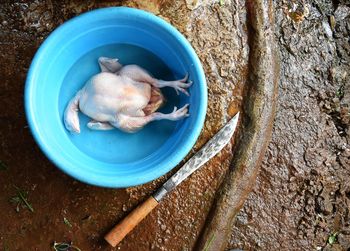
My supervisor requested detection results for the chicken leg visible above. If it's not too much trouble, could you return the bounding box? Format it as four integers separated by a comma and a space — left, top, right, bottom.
111, 105, 189, 133
117, 64, 193, 96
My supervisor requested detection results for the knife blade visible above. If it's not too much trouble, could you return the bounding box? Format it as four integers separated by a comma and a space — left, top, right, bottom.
153, 112, 240, 201
105, 112, 240, 247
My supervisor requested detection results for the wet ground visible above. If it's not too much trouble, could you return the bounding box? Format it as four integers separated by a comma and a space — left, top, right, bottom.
229, 1, 350, 250
0, 0, 349, 250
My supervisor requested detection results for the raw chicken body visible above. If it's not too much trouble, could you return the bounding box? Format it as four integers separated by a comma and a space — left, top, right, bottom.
64, 57, 191, 133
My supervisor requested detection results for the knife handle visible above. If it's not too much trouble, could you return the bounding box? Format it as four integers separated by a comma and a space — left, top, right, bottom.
104, 196, 159, 247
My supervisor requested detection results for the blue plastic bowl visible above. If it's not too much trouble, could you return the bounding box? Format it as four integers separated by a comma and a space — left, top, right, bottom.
25, 7, 207, 188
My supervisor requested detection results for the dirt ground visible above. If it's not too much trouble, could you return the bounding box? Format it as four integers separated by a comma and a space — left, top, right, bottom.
0, 0, 349, 250
229, 1, 350, 250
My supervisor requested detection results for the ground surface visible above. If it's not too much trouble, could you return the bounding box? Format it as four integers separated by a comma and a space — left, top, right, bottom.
229, 1, 350, 250
0, 0, 349, 250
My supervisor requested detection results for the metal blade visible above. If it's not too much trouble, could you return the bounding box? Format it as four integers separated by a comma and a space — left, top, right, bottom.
153, 112, 240, 201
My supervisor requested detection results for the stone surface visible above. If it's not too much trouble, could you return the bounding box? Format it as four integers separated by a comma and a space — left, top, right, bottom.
228, 0, 350, 250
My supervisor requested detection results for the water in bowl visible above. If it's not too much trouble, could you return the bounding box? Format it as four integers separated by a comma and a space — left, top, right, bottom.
59, 44, 181, 164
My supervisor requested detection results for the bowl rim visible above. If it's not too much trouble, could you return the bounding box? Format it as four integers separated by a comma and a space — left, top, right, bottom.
25, 7, 207, 188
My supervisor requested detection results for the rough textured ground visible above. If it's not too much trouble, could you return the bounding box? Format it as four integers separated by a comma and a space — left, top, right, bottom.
0, 0, 349, 250
229, 1, 350, 250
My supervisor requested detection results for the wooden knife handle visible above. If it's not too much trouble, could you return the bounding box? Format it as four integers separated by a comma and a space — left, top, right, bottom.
104, 196, 159, 247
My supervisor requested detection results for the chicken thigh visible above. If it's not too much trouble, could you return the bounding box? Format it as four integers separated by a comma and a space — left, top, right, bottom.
64, 57, 192, 133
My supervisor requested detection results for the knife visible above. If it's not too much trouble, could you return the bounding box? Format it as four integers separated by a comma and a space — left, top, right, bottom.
105, 112, 240, 247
